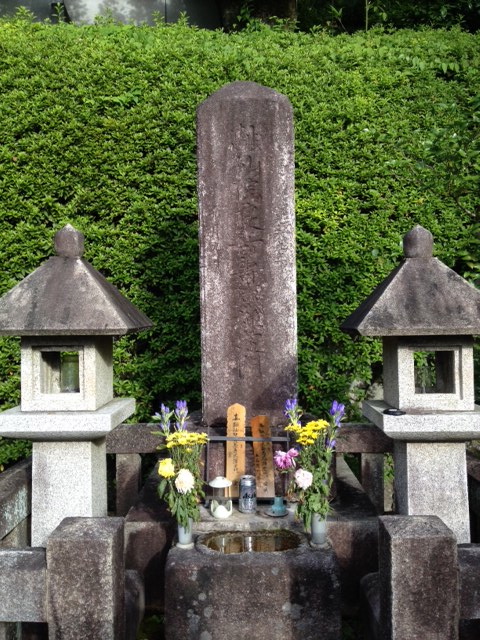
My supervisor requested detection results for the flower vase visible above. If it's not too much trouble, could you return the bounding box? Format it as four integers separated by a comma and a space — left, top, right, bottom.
310, 514, 327, 545
271, 496, 287, 516
177, 519, 194, 548
283, 470, 297, 503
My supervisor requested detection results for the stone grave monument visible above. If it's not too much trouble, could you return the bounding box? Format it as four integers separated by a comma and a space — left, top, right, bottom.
197, 81, 297, 427
164, 82, 341, 640
342, 225, 480, 543
0, 224, 152, 546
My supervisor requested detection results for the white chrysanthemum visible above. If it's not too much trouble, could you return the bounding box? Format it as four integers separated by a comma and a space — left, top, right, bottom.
294, 468, 313, 490
175, 468, 195, 494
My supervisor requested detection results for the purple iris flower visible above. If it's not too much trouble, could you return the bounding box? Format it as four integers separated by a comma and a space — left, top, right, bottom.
329, 400, 345, 427
284, 398, 298, 416
154, 402, 173, 433
284, 398, 303, 426
174, 400, 189, 430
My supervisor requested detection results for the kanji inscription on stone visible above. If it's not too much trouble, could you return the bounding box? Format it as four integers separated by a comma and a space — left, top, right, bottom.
198, 81, 297, 426
251, 415, 275, 498
226, 403, 246, 498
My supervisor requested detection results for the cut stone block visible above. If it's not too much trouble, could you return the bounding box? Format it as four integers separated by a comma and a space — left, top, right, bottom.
125, 570, 145, 640
46, 517, 125, 640
116, 453, 142, 516
32, 441, 107, 546
125, 467, 175, 614
394, 440, 470, 543
458, 544, 480, 620
197, 81, 297, 425
0, 549, 46, 622
0, 459, 31, 540
329, 456, 379, 614
379, 515, 459, 640
165, 533, 341, 640
363, 400, 480, 441
361, 453, 385, 513
0, 397, 135, 440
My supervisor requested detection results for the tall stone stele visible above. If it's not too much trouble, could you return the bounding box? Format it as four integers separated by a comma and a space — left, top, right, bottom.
197, 81, 297, 425
342, 225, 480, 543
0, 225, 153, 546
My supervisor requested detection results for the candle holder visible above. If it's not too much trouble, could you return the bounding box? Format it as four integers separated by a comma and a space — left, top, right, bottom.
209, 476, 233, 519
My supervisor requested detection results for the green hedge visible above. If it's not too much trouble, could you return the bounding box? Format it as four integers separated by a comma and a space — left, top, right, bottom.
0, 12, 478, 425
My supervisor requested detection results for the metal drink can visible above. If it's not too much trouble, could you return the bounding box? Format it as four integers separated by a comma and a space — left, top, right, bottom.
238, 475, 257, 513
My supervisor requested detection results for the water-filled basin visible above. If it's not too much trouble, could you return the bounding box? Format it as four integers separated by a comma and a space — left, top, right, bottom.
200, 529, 302, 554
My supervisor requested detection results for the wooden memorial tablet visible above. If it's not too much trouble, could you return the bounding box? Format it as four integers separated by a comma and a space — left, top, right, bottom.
226, 403, 246, 498
251, 415, 275, 498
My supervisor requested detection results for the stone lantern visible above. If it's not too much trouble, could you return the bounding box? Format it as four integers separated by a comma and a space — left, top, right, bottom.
0, 225, 153, 545
341, 225, 480, 543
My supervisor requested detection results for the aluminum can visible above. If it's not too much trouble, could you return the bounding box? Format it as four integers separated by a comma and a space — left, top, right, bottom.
238, 475, 257, 513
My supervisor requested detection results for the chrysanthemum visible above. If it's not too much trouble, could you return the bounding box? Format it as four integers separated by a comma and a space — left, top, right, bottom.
175, 468, 195, 494
158, 458, 175, 478
294, 468, 314, 490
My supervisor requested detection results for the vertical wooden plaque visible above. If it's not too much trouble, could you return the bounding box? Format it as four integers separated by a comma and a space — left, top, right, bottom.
251, 415, 275, 498
226, 403, 246, 498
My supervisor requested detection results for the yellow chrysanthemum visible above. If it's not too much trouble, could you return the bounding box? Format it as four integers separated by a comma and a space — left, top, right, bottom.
166, 431, 208, 448
158, 458, 175, 478
286, 419, 328, 447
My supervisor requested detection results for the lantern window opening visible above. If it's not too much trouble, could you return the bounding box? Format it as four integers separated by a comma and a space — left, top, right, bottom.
413, 349, 456, 395
38, 346, 83, 395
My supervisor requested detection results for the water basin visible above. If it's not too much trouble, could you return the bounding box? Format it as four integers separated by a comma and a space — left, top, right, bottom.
201, 529, 301, 554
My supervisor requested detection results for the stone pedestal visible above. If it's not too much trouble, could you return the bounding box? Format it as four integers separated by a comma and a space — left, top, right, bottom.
394, 441, 470, 543
32, 441, 107, 547
379, 516, 459, 640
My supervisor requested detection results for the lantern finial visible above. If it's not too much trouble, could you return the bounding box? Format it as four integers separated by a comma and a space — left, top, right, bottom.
403, 225, 433, 258
54, 224, 85, 258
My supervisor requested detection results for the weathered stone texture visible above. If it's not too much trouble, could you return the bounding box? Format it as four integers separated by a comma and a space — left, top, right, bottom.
0, 549, 46, 622
125, 468, 175, 614
329, 456, 379, 613
116, 453, 142, 516
458, 544, 480, 620
0, 224, 152, 337
32, 440, 108, 547
0, 459, 31, 541
341, 225, 480, 337
46, 517, 125, 640
379, 515, 459, 640
165, 536, 341, 640
393, 441, 470, 543
361, 453, 385, 513
363, 400, 480, 442
124, 570, 145, 640
360, 573, 381, 640
198, 81, 297, 425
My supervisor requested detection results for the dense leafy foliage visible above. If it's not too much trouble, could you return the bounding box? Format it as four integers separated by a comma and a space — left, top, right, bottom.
297, 0, 480, 33
0, 13, 478, 433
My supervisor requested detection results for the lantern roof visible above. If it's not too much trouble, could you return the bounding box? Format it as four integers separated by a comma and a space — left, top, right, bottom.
341, 225, 480, 337
0, 225, 153, 336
